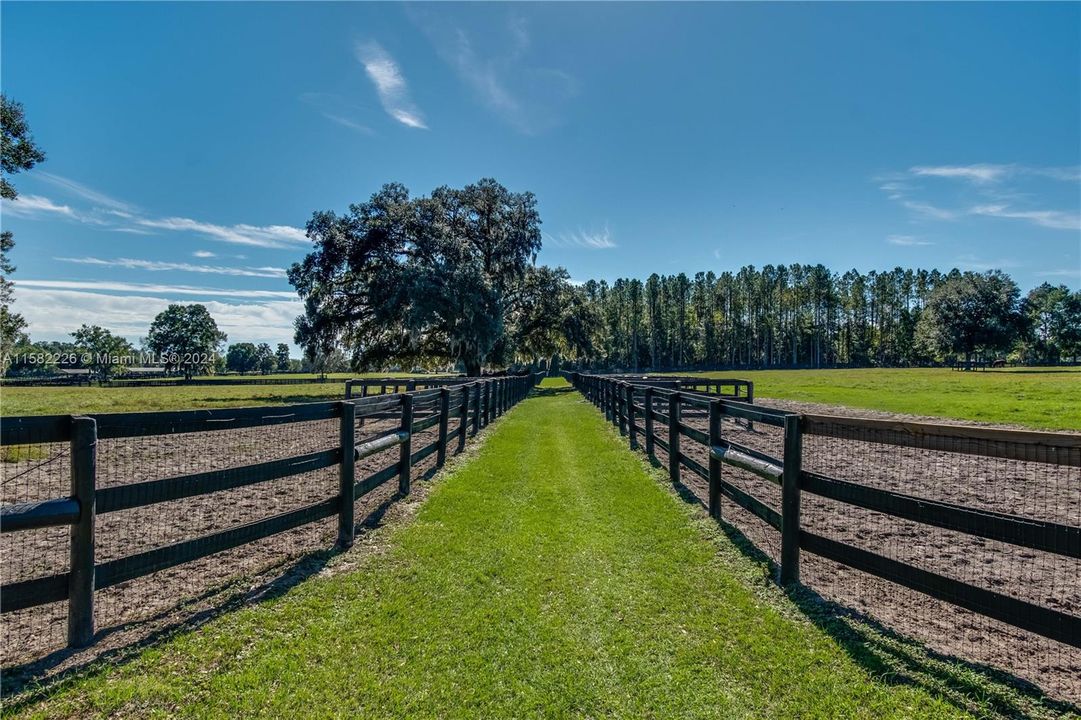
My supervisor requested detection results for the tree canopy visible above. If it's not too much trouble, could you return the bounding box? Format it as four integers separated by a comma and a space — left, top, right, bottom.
289, 179, 546, 375
146, 304, 227, 379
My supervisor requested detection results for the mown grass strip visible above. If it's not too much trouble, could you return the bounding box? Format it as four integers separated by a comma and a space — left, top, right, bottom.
5, 379, 1025, 718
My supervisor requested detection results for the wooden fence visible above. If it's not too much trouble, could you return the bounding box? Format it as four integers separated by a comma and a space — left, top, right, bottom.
565, 372, 1081, 652
0, 373, 541, 649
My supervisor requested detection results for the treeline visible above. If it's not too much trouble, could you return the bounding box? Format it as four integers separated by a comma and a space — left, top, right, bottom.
568, 266, 1080, 370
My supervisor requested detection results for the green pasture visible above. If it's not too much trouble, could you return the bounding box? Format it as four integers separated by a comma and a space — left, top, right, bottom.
681, 366, 1080, 431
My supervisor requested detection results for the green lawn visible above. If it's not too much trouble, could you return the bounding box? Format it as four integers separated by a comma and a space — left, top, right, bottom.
682, 367, 1081, 431
0, 373, 430, 416
7, 378, 1022, 719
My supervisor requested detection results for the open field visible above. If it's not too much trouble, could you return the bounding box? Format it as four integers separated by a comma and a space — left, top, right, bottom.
0, 373, 436, 416
680, 367, 1081, 431
5, 379, 1016, 720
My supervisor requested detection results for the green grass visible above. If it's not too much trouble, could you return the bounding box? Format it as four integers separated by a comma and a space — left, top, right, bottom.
0, 373, 430, 416
682, 367, 1081, 431
6, 378, 1001, 719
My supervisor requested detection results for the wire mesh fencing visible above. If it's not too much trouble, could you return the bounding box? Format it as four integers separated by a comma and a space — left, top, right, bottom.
0, 374, 540, 678
569, 372, 1081, 704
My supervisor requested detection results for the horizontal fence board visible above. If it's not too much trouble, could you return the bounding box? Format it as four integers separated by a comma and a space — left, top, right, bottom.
679, 453, 709, 480
354, 460, 401, 498
801, 470, 1080, 557
800, 531, 1081, 648
0, 414, 71, 446
803, 414, 1081, 467
653, 434, 670, 453
718, 478, 782, 530
411, 415, 442, 433
678, 422, 709, 445
0, 573, 69, 613
97, 498, 340, 589
1, 497, 81, 532
410, 439, 439, 466
95, 402, 341, 439
98, 450, 341, 514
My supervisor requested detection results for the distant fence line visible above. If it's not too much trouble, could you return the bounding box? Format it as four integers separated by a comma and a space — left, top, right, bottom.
565, 371, 1080, 695
0, 373, 542, 652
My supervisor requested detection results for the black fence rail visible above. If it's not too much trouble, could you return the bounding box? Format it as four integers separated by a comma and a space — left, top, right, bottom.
0, 373, 541, 659
565, 372, 1081, 700
344, 376, 469, 398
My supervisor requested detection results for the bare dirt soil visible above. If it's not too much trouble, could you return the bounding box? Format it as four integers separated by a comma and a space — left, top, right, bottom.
640, 396, 1080, 703
0, 398, 468, 689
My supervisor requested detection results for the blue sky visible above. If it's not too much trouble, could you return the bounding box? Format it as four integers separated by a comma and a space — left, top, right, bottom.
2, 2, 1078, 350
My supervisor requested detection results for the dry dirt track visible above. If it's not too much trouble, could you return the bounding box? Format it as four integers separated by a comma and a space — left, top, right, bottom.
640, 395, 1080, 703
0, 402, 453, 682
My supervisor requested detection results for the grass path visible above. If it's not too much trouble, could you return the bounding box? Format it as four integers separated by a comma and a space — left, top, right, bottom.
9, 381, 974, 718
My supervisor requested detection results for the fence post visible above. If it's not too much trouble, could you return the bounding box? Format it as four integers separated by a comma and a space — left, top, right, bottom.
780, 413, 803, 585
345, 380, 353, 400
68, 416, 97, 647
746, 381, 755, 431
708, 399, 721, 521
626, 383, 637, 450
617, 383, 627, 436
458, 384, 469, 452
338, 401, 356, 548
399, 394, 413, 496
437, 387, 450, 467
643, 387, 654, 456
483, 382, 490, 427
668, 393, 680, 485
472, 383, 481, 435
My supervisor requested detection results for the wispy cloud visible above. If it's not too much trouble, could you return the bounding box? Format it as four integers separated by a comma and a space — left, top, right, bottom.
56, 256, 287, 279
17, 279, 297, 299
547, 225, 616, 250
410, 11, 576, 134
954, 254, 1020, 271
193, 250, 216, 258
886, 234, 933, 247
878, 164, 1080, 231
910, 164, 1009, 184
1035, 268, 1081, 279
135, 217, 308, 249
3, 176, 308, 249
2, 193, 78, 219
969, 205, 1080, 231
901, 200, 958, 221
299, 92, 375, 135
355, 41, 427, 129
35, 171, 137, 213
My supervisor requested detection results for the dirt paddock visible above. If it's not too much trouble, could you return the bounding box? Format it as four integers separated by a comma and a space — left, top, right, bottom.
0, 405, 451, 688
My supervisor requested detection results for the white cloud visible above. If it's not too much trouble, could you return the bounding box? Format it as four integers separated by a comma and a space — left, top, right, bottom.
910, 164, 1009, 184
902, 200, 958, 221
355, 41, 428, 129
55, 256, 287, 279
35, 171, 137, 213
410, 12, 576, 134
193, 250, 216, 258
954, 254, 1020, 271
547, 225, 616, 250
299, 92, 376, 135
1035, 268, 1081, 279
322, 113, 375, 135
135, 217, 308, 249
16, 279, 296, 299
2, 193, 78, 219
968, 205, 1081, 231
12, 288, 301, 347
886, 235, 933, 246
